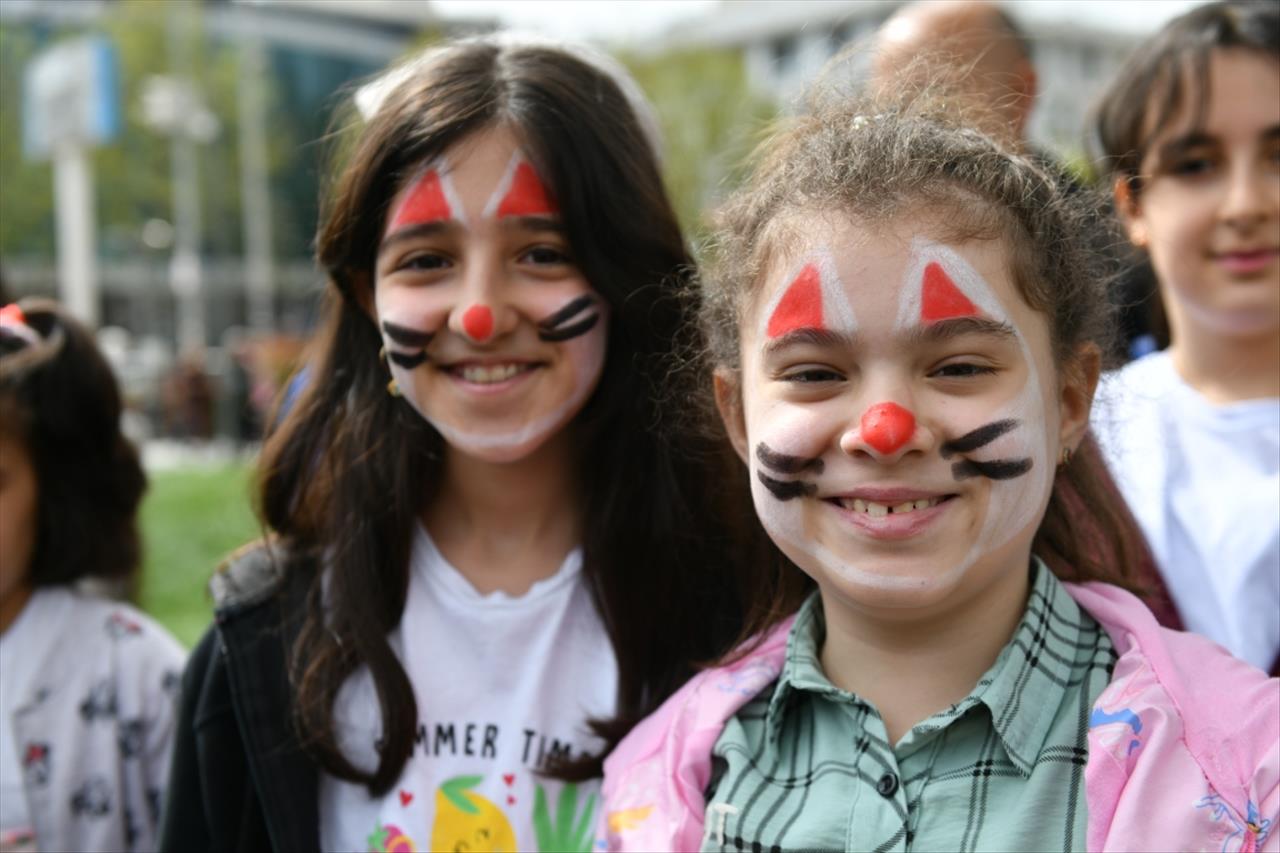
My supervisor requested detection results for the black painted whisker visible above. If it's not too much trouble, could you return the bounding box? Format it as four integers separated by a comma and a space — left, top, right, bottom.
382, 321, 435, 349
537, 294, 596, 331
538, 313, 599, 343
951, 458, 1033, 481
756, 442, 824, 475
757, 471, 817, 501
388, 350, 428, 369
940, 419, 1019, 459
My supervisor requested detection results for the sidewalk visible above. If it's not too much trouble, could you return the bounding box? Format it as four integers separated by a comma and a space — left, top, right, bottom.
142, 438, 260, 471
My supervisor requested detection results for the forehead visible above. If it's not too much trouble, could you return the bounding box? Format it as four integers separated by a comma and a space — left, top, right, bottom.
749, 212, 1023, 330
1144, 48, 1280, 145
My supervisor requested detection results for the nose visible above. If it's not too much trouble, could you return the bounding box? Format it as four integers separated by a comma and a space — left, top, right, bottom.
1220, 157, 1273, 231
448, 260, 517, 344
840, 401, 920, 461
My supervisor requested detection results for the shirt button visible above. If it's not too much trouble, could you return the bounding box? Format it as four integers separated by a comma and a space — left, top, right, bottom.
876, 772, 899, 797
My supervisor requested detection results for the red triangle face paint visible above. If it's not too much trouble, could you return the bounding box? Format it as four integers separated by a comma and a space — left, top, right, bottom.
389, 170, 452, 231
461, 305, 494, 341
496, 162, 558, 218
920, 262, 979, 323
766, 263, 824, 339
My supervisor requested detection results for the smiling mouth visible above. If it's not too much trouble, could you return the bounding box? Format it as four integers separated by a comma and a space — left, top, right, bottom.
445, 362, 540, 384
829, 495, 954, 517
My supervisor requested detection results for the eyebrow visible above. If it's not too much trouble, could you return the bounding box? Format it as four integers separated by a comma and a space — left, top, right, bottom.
379, 221, 453, 255
761, 327, 857, 358
1153, 131, 1218, 167
905, 316, 1018, 346
500, 215, 565, 234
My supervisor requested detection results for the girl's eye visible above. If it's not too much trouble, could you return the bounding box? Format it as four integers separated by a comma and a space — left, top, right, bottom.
1167, 155, 1216, 177
931, 362, 996, 379
400, 253, 450, 272
783, 367, 843, 384
522, 245, 572, 266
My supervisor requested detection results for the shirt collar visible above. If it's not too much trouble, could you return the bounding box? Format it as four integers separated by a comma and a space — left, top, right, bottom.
761, 559, 1094, 775
970, 557, 1092, 776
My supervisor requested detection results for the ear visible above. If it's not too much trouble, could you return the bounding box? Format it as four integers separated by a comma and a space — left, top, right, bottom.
1112, 177, 1149, 249
1058, 342, 1101, 458
713, 367, 750, 467
348, 271, 377, 321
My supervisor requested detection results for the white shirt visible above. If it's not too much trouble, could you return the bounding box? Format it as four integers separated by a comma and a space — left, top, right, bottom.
319, 525, 618, 852
0, 587, 185, 852
1094, 351, 1280, 671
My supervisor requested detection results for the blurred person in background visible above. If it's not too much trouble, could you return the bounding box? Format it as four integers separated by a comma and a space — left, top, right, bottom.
871, 0, 1159, 362
160, 33, 788, 852
0, 299, 185, 852
1092, 0, 1280, 675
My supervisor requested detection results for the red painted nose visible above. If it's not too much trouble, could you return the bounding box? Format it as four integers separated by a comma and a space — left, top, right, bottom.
860, 402, 916, 455
461, 305, 494, 341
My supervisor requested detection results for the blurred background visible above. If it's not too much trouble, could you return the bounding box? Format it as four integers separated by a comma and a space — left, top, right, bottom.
0, 0, 1206, 646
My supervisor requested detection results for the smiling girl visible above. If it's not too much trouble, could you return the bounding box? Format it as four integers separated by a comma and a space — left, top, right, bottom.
599, 98, 1279, 852
159, 35, 781, 852
1092, 0, 1279, 676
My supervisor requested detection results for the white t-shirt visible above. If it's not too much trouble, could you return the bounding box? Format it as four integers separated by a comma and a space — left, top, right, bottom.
0, 590, 72, 835
319, 525, 618, 852
1094, 351, 1280, 671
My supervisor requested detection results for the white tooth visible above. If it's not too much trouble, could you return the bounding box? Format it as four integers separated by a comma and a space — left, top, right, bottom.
853, 499, 868, 513
867, 502, 888, 518
913, 499, 933, 511
893, 502, 914, 514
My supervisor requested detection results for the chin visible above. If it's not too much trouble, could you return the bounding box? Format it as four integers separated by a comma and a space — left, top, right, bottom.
786, 543, 976, 612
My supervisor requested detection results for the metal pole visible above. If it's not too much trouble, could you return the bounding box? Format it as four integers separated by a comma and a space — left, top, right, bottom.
51, 142, 99, 326
237, 32, 275, 333
168, 3, 206, 355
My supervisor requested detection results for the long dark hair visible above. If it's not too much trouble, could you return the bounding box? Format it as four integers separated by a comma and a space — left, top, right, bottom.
703, 97, 1151, 606
259, 36, 779, 795
0, 298, 147, 587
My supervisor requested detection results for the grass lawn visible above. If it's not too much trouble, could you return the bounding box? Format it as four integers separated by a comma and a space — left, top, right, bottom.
138, 462, 263, 649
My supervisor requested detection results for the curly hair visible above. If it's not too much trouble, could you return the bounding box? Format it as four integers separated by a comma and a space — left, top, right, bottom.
702, 96, 1147, 593
0, 298, 146, 586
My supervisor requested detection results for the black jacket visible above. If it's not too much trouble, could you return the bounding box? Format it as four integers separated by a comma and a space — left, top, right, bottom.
159, 545, 320, 851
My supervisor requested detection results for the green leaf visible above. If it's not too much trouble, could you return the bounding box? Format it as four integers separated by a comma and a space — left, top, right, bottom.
440, 775, 483, 815
532, 782, 553, 851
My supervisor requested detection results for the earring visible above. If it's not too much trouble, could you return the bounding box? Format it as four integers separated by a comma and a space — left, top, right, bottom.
386, 378, 401, 398
378, 345, 387, 363
1059, 446, 1073, 467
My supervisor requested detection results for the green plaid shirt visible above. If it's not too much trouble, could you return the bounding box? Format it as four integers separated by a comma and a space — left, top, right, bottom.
701, 560, 1116, 853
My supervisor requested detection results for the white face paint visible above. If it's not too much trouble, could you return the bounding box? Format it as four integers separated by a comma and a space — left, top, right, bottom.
373, 125, 608, 464
738, 216, 1057, 608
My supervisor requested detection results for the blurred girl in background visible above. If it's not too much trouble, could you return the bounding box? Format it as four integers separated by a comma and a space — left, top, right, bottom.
1092, 0, 1279, 675
161, 34, 785, 852
0, 299, 185, 852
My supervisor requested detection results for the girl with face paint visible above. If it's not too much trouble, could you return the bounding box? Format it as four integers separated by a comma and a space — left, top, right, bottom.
600, 97, 1280, 853
1092, 1, 1280, 677
160, 35, 784, 852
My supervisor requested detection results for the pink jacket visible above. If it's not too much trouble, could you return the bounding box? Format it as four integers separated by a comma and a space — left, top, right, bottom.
600, 583, 1280, 852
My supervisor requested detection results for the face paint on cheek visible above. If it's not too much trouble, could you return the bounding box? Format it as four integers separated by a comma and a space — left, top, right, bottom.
536, 294, 600, 343
754, 442, 822, 501
941, 419, 1035, 481
381, 320, 435, 369
889, 238, 1051, 571
426, 300, 609, 460
483, 154, 559, 220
